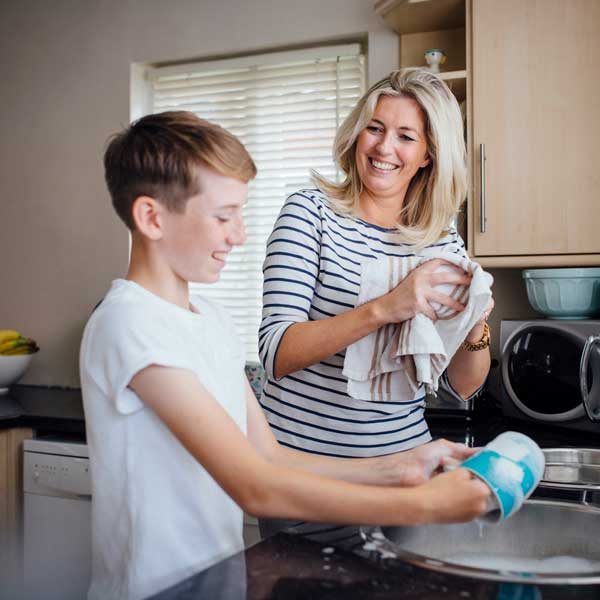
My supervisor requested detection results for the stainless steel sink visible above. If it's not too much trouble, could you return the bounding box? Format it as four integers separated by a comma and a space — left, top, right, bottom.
361, 500, 600, 584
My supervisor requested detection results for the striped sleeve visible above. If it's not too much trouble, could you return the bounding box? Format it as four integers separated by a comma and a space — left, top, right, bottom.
438, 369, 484, 402
259, 193, 323, 379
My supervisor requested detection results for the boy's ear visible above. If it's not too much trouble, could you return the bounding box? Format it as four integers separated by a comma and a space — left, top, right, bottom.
131, 196, 163, 240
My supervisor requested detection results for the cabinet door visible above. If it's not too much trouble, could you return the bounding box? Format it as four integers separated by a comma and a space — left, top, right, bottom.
471, 0, 600, 257
0, 427, 33, 595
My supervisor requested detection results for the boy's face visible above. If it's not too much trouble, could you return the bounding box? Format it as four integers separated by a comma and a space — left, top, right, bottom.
160, 167, 248, 284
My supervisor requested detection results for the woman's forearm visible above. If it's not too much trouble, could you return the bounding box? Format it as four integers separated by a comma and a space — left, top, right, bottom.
270, 259, 477, 379
446, 323, 491, 399
273, 300, 386, 378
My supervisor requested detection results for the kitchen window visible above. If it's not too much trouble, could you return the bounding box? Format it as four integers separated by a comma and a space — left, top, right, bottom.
145, 44, 366, 361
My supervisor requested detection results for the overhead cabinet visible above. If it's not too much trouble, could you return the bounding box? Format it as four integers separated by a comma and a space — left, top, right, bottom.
470, 0, 600, 266
375, 0, 600, 267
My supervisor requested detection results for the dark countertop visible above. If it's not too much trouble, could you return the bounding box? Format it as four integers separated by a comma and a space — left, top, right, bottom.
4, 385, 600, 599
0, 385, 85, 435
150, 531, 600, 600
4, 384, 599, 447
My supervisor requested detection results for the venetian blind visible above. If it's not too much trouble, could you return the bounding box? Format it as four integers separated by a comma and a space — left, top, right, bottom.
149, 45, 366, 361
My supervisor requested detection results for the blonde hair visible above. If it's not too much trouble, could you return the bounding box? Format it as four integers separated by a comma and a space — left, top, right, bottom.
312, 68, 466, 248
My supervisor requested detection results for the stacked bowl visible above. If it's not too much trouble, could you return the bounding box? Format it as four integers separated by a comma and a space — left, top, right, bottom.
523, 268, 600, 319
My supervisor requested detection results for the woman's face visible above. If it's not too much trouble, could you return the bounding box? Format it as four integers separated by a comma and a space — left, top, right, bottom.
355, 95, 430, 203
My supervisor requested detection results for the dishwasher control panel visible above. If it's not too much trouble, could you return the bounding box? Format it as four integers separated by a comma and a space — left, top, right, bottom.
24, 446, 91, 498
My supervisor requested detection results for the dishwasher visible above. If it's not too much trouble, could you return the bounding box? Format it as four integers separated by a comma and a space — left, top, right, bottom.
23, 438, 92, 600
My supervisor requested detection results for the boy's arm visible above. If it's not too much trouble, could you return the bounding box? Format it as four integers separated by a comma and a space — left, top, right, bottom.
245, 380, 477, 487
130, 366, 489, 526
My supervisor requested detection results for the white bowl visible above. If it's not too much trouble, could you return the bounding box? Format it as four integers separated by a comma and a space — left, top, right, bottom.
0, 354, 34, 395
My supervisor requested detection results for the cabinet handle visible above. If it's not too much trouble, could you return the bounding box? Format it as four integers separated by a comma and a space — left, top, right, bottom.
479, 143, 486, 233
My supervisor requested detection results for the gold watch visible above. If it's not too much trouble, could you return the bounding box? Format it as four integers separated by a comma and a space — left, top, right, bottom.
463, 322, 491, 352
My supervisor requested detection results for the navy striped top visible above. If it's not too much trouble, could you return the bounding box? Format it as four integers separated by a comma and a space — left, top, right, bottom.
258, 188, 468, 458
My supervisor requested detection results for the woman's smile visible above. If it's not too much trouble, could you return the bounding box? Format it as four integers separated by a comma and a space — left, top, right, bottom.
368, 157, 400, 172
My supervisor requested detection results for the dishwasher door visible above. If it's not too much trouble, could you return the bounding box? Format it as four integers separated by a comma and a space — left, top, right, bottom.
23, 440, 92, 600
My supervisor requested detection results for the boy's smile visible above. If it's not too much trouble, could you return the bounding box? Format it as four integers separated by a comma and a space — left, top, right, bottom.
212, 251, 230, 264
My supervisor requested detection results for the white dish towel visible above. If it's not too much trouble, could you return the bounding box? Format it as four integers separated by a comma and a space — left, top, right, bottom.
343, 250, 493, 400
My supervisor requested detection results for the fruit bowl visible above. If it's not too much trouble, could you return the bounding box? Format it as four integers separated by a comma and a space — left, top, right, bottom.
0, 354, 34, 395
522, 268, 600, 319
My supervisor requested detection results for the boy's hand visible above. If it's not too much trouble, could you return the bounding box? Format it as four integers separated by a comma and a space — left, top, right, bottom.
412, 468, 491, 524
376, 439, 479, 486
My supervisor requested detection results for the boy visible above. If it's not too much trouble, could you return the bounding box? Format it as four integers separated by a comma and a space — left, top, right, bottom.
80, 111, 489, 600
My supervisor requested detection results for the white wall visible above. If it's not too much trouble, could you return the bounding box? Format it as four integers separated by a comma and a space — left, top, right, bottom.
0, 0, 399, 386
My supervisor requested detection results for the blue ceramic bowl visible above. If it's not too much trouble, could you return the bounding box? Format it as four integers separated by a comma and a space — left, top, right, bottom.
522, 268, 600, 319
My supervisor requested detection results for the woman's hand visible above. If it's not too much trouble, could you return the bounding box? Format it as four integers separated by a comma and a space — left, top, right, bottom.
375, 439, 479, 486
373, 258, 472, 325
464, 295, 495, 344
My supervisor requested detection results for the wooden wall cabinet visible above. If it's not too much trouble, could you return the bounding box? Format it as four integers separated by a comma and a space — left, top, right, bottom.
0, 427, 33, 593
376, 0, 600, 267
469, 0, 600, 267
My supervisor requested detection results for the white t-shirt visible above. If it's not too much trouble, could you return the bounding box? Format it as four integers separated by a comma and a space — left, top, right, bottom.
80, 279, 247, 600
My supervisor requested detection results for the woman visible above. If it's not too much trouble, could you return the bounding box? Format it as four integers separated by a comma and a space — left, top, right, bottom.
259, 68, 493, 461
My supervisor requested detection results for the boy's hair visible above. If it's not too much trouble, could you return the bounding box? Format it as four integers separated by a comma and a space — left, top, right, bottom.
104, 111, 257, 230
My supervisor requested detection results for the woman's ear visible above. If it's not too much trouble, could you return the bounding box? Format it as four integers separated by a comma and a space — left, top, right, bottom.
420, 155, 431, 169
131, 196, 163, 240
